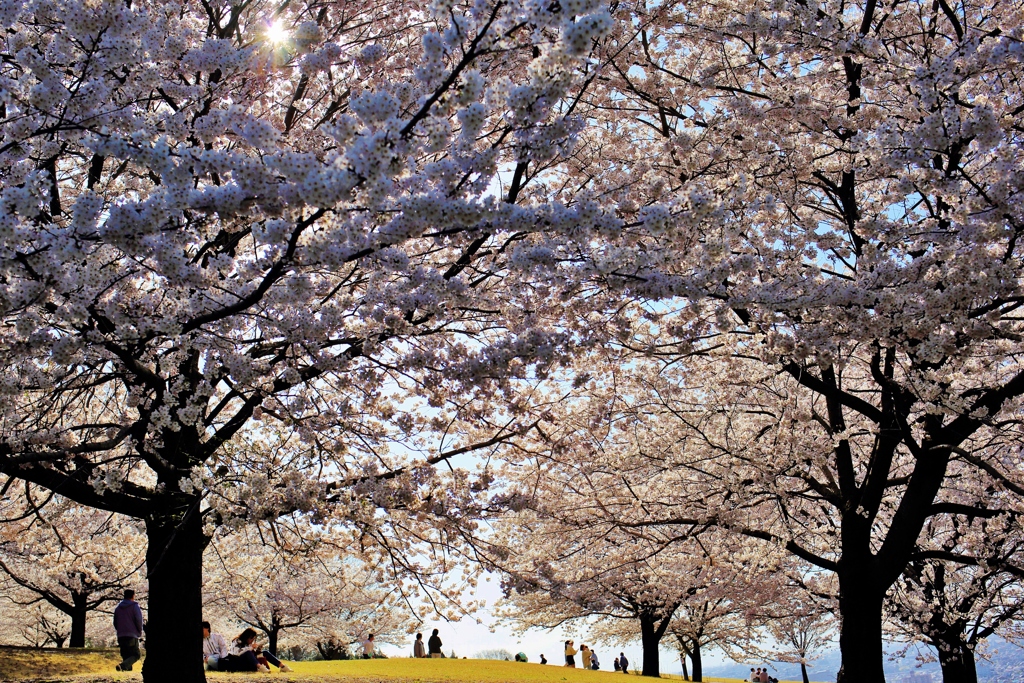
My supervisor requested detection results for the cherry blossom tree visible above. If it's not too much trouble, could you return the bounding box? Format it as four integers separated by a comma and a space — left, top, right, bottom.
0, 0, 624, 679
495, 334, 1024, 683
753, 579, 837, 683
669, 587, 756, 683
493, 431, 780, 681
775, 612, 835, 683
555, 0, 1024, 678
498, 0, 1024, 673
0, 590, 71, 647
536, 0, 1024, 660
886, 515, 1024, 683
203, 525, 414, 656
497, 521, 687, 677
0, 491, 145, 647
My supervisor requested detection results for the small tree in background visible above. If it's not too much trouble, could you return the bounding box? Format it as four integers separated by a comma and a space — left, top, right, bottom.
0, 495, 145, 647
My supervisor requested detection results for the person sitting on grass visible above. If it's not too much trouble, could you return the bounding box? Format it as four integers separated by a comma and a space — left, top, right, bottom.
223, 627, 292, 673
202, 621, 229, 671
540, 654, 548, 664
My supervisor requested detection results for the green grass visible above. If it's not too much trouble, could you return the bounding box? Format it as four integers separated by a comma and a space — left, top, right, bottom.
0, 647, 819, 683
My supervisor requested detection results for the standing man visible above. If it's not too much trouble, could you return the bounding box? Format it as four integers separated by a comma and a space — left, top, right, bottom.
414, 633, 426, 658
112, 589, 144, 672
619, 652, 629, 674
427, 629, 443, 658
202, 621, 229, 671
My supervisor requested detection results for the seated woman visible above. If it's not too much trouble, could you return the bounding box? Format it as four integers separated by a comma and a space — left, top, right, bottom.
221, 627, 292, 673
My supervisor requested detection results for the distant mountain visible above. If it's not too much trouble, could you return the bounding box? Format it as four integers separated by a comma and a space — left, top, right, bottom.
702, 639, 1024, 683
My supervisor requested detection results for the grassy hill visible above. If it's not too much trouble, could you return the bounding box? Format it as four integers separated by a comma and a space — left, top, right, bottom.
0, 647, 818, 683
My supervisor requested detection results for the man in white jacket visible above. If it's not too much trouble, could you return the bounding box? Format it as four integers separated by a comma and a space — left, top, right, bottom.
202, 622, 229, 671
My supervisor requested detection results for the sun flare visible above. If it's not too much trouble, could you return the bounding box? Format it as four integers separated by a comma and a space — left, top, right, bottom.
265, 20, 289, 45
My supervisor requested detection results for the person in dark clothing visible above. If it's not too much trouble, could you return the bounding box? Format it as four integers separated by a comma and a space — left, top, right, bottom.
112, 590, 144, 672
619, 653, 629, 674
540, 654, 548, 664
221, 627, 292, 672
220, 628, 266, 672
427, 629, 443, 658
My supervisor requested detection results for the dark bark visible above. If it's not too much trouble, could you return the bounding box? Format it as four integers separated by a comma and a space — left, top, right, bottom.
801, 662, 810, 683
690, 640, 702, 682
69, 598, 87, 648
268, 626, 280, 658
141, 497, 208, 683
934, 634, 977, 683
836, 573, 886, 683
638, 611, 672, 677
681, 652, 689, 680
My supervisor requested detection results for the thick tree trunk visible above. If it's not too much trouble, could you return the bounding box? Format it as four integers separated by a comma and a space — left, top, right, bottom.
681, 652, 689, 681
801, 662, 810, 683
141, 498, 207, 683
690, 640, 702, 682
934, 635, 977, 683
836, 575, 886, 683
268, 627, 280, 658
69, 603, 87, 648
639, 614, 664, 677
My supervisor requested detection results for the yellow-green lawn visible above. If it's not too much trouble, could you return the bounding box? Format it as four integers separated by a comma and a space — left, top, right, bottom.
0, 648, 818, 683
0, 646, 123, 679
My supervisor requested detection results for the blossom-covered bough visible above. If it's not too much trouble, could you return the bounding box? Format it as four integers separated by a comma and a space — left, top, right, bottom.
0, 0, 619, 680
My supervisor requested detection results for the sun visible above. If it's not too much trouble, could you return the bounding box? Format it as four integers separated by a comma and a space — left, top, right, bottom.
265, 20, 289, 45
